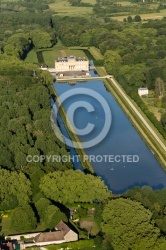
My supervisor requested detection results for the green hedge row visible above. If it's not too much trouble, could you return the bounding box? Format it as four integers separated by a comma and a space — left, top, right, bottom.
36, 51, 45, 64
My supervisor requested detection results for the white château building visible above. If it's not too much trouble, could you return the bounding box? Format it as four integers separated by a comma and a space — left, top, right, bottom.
55, 55, 89, 73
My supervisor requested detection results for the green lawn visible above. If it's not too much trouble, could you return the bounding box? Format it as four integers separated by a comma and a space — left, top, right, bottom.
49, 0, 93, 16
24, 49, 38, 64
89, 47, 104, 60
24, 47, 88, 67
1, 216, 20, 236
64, 49, 88, 58
43, 48, 88, 67
96, 67, 107, 76
42, 50, 62, 67
0, 215, 46, 236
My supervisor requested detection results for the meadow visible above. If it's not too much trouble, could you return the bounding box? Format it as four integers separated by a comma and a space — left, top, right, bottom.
111, 9, 166, 21
49, 0, 93, 16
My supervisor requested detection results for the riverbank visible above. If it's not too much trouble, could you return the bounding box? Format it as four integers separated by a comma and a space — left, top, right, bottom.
95, 68, 166, 170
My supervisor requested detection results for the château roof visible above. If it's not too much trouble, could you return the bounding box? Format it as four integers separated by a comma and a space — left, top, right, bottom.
56, 55, 87, 62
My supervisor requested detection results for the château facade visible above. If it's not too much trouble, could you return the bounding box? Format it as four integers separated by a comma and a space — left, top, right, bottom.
55, 55, 89, 72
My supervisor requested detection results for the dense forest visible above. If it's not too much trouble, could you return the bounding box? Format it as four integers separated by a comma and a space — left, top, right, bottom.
0, 0, 166, 249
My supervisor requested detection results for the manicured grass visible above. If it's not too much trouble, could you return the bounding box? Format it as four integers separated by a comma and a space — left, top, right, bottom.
96, 66, 107, 76
24, 47, 88, 67
111, 9, 166, 21
42, 48, 88, 67
49, 0, 93, 16
42, 50, 62, 67
89, 47, 103, 60
24, 49, 38, 64
64, 49, 88, 58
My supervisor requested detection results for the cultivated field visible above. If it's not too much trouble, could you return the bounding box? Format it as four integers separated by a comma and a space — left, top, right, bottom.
82, 0, 96, 4
49, 0, 93, 16
111, 9, 166, 21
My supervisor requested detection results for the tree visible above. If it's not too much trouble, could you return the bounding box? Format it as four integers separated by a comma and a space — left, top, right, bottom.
35, 198, 67, 229
104, 50, 122, 75
40, 170, 111, 204
10, 205, 36, 232
155, 77, 165, 98
134, 15, 141, 22
161, 112, 166, 129
0, 168, 32, 207
127, 16, 133, 23
29, 30, 53, 49
43, 205, 67, 229
35, 197, 51, 220
101, 198, 160, 249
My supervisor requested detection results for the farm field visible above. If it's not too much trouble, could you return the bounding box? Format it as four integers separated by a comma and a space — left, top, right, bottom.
82, 0, 96, 4
116, 1, 136, 6
49, 0, 93, 16
111, 9, 166, 21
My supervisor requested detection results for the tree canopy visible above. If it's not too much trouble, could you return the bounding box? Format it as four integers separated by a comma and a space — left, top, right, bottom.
101, 198, 160, 249
0, 168, 32, 210
40, 170, 111, 204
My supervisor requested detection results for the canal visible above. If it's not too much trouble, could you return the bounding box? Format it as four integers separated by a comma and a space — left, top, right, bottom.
53, 78, 166, 194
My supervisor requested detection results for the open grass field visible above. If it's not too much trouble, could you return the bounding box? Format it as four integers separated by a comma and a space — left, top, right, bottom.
111, 9, 166, 21
49, 0, 93, 16
82, 0, 96, 4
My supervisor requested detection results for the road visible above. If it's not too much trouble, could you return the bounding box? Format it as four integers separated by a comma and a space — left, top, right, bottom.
110, 77, 166, 152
